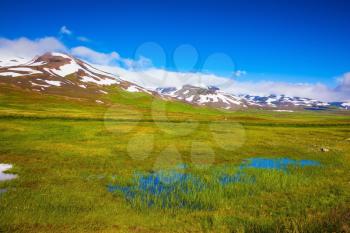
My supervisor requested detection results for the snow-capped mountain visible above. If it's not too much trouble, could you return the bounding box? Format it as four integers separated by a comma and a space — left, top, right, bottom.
156, 85, 348, 111
0, 52, 348, 111
240, 94, 330, 108
0, 52, 151, 102
156, 85, 246, 109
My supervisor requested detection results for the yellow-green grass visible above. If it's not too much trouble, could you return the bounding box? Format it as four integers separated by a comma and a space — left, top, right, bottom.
0, 85, 349, 232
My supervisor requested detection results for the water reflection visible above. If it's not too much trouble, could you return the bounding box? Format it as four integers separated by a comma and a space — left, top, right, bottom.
0, 164, 17, 182
108, 158, 320, 209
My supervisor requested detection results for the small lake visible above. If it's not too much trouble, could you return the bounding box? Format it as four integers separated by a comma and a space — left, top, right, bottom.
108, 158, 320, 209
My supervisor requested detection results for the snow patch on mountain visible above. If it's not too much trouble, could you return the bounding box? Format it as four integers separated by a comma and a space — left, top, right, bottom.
0, 56, 30, 67
126, 85, 141, 92
27, 61, 47, 66
51, 52, 71, 59
80, 76, 119, 85
30, 81, 49, 87
49, 62, 80, 77
44, 80, 62, 86
0, 72, 24, 77
8, 67, 42, 74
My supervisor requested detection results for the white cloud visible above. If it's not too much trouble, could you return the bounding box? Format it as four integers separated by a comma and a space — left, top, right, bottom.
333, 72, 350, 101
59, 26, 72, 35
94, 65, 350, 102
93, 65, 228, 90
59, 26, 90, 42
71, 46, 120, 65
234, 70, 247, 77
225, 81, 340, 102
71, 46, 152, 69
0, 36, 349, 102
0, 37, 67, 59
122, 56, 152, 70
336, 72, 350, 90
76, 36, 90, 42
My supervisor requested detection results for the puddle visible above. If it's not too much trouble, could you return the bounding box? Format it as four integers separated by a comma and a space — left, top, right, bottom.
219, 158, 320, 184
108, 179, 206, 209
0, 164, 17, 182
0, 164, 17, 195
108, 158, 320, 209
240, 158, 320, 170
108, 172, 204, 205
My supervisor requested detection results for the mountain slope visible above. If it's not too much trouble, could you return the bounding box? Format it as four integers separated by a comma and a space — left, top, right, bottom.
0, 52, 151, 103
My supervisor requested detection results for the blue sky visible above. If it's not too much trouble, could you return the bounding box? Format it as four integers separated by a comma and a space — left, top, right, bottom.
1, 0, 350, 88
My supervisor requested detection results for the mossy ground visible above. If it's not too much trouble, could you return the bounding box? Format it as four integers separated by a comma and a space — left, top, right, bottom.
0, 85, 349, 232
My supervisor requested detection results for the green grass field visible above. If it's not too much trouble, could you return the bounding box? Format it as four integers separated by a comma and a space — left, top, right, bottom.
0, 85, 349, 232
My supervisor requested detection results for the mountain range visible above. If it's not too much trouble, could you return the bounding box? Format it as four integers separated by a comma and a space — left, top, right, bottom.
0, 52, 349, 111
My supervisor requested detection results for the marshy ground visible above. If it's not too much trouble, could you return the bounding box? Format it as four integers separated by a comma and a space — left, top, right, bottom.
0, 86, 349, 232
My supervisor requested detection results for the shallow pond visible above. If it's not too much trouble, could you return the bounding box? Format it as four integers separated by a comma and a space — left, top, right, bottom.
219, 158, 320, 184
241, 158, 320, 170
108, 158, 320, 209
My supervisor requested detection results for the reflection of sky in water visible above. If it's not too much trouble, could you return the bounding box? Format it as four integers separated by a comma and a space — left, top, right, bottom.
0, 164, 17, 196
109, 170, 203, 197
220, 158, 320, 184
241, 158, 320, 170
0, 164, 17, 182
108, 158, 320, 209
